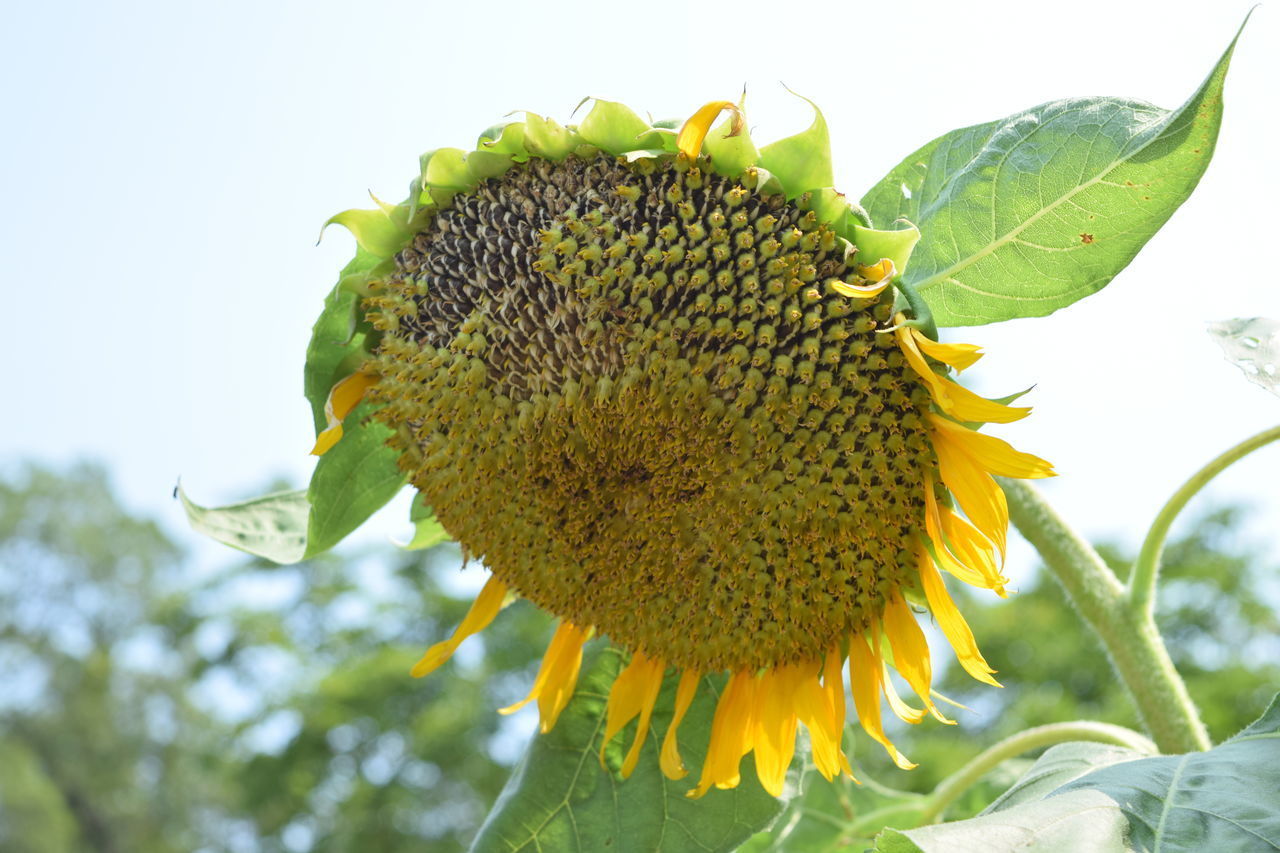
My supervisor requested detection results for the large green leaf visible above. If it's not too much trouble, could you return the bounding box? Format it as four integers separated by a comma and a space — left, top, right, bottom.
469, 646, 784, 853
875, 693, 1280, 853
183, 401, 404, 562
861, 23, 1244, 327
1053, 694, 1280, 851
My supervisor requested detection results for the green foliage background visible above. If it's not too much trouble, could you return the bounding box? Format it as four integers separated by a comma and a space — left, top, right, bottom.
1, 463, 1275, 851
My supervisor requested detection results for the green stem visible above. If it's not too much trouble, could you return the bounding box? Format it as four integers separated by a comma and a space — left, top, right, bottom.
1000, 480, 1211, 754
1130, 424, 1280, 615
919, 722, 1156, 824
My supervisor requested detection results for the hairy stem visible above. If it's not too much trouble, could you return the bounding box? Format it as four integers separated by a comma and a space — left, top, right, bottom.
1130, 424, 1280, 614
1000, 480, 1210, 754
920, 721, 1156, 824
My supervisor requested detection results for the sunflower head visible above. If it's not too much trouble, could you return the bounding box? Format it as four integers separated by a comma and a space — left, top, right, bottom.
312, 98, 1054, 797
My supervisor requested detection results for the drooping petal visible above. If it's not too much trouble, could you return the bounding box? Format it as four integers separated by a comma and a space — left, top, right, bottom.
622, 654, 666, 778
499, 621, 590, 733
688, 670, 759, 799
833, 259, 895, 299
677, 101, 744, 160
796, 653, 853, 780
922, 482, 997, 590
410, 575, 508, 677
601, 650, 659, 769
931, 425, 1011, 557
908, 327, 983, 372
752, 665, 802, 797
883, 595, 954, 725
311, 371, 379, 455
916, 543, 1001, 687
660, 669, 700, 780
928, 415, 1055, 478
896, 326, 1031, 424
848, 633, 916, 769
939, 504, 1008, 597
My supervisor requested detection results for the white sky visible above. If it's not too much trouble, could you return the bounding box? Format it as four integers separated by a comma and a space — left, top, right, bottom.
2, 0, 1277, 583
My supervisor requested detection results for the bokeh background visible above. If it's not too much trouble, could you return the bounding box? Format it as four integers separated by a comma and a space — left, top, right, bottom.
1, 1, 1277, 850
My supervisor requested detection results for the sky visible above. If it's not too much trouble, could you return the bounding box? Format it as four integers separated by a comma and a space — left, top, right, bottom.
1, 0, 1277, 588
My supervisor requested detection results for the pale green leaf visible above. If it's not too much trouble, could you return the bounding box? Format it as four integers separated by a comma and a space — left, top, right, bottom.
978, 742, 1144, 814
1209, 317, 1280, 398
178, 485, 309, 565
875, 789, 1132, 853
576, 99, 662, 156
469, 646, 783, 853
861, 23, 1243, 326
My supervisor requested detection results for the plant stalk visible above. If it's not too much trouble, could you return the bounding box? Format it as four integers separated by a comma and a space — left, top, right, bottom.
1000, 480, 1210, 754
1129, 424, 1280, 614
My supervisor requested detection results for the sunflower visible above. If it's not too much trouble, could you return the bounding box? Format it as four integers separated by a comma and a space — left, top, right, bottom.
311, 99, 1054, 798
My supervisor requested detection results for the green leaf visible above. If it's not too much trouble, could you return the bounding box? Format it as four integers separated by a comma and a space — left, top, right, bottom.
182, 401, 405, 562
1209, 317, 1280, 398
758, 94, 833, 200
403, 495, 451, 551
469, 646, 784, 853
1053, 693, 1280, 851
178, 485, 310, 564
861, 22, 1244, 327
522, 112, 579, 160
305, 400, 405, 556
304, 262, 370, 433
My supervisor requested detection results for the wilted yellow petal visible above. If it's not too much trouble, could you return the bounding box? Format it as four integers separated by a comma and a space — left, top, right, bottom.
849, 633, 916, 769
917, 544, 1001, 687
883, 595, 954, 725
931, 424, 1011, 557
929, 415, 1054, 478
908, 327, 983, 371
410, 575, 508, 677
311, 370, 378, 456
498, 621, 589, 734
660, 669, 700, 780
896, 327, 1030, 424
688, 670, 758, 799
677, 101, 744, 160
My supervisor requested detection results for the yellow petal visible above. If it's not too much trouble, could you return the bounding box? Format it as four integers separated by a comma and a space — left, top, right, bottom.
922, 482, 996, 590
931, 424, 1011, 557
498, 621, 590, 735
908, 327, 983, 371
677, 101, 744, 160
311, 370, 378, 455
688, 670, 758, 799
929, 415, 1054, 478
660, 669, 700, 780
883, 595, 954, 725
601, 651, 651, 768
848, 633, 916, 768
939, 505, 1008, 597
833, 259, 895, 299
410, 575, 508, 678
753, 665, 804, 797
621, 654, 665, 778
896, 326, 1030, 424
917, 543, 1001, 687
796, 656, 854, 781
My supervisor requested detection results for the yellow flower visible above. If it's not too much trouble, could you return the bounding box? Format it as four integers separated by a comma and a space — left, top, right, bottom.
314, 99, 1053, 797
